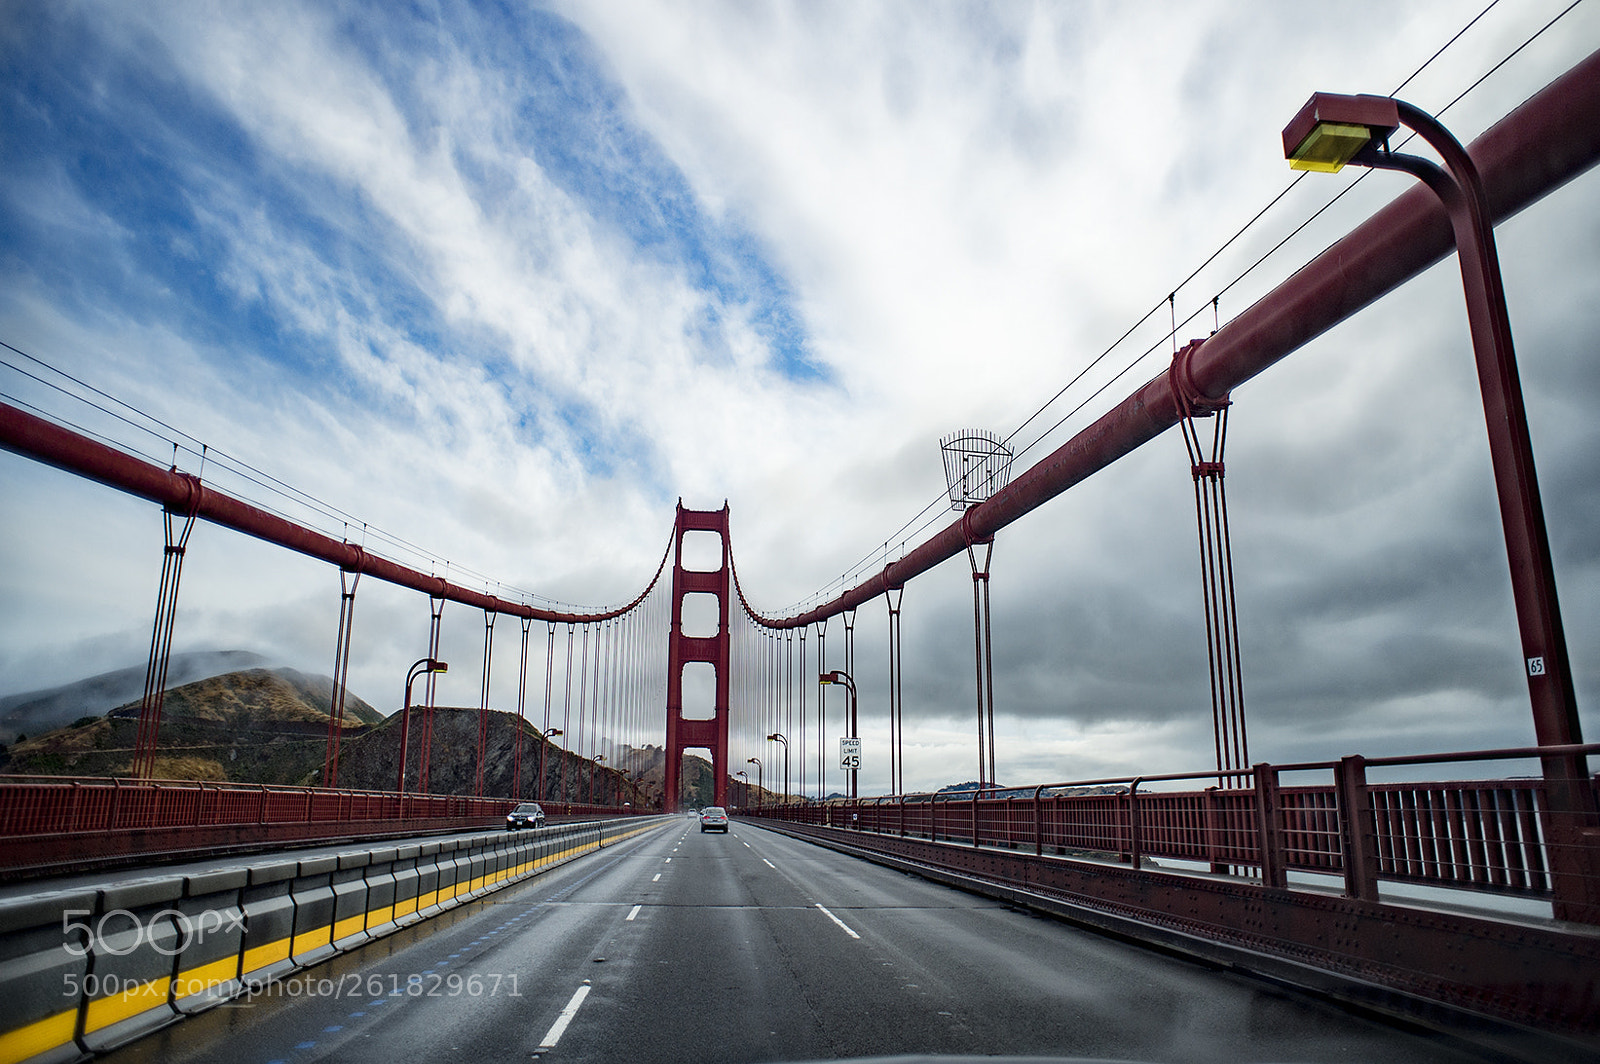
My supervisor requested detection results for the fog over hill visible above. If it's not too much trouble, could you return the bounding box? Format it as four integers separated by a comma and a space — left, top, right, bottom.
2, 667, 382, 783
0, 650, 269, 743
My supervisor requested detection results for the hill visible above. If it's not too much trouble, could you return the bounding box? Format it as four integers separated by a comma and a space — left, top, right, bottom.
2, 666, 750, 809
0, 650, 269, 743
1, 668, 381, 783
330, 706, 644, 806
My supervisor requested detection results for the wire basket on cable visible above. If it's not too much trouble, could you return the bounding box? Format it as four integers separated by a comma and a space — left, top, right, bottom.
939, 429, 1014, 512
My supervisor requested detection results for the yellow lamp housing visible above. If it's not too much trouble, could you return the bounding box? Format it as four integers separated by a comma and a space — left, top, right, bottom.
1282, 92, 1400, 173
1287, 122, 1378, 172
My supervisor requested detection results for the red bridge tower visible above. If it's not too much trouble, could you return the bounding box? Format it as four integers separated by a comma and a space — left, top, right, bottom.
663, 502, 732, 812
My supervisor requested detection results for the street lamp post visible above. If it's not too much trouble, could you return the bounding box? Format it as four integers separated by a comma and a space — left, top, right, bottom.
541, 728, 563, 802
819, 670, 858, 799
397, 658, 448, 793
735, 769, 749, 809
1284, 92, 1596, 921
766, 732, 789, 803
747, 757, 763, 804
590, 754, 606, 806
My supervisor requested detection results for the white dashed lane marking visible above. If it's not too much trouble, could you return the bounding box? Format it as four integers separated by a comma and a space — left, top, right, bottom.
815, 903, 861, 940
537, 982, 591, 1051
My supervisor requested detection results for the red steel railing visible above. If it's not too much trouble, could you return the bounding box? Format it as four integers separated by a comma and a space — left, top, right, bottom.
746, 745, 1600, 908
0, 774, 645, 876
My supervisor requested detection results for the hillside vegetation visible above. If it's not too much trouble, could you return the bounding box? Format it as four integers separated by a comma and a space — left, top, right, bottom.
1, 667, 758, 808
2, 669, 380, 783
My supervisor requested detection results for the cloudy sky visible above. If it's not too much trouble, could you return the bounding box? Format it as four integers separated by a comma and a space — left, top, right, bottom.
2, 0, 1596, 795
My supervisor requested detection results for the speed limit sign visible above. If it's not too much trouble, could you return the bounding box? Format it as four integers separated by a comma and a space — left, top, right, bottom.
840, 737, 862, 771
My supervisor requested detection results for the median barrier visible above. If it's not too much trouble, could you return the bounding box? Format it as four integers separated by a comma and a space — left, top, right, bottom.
330, 857, 371, 951
0, 888, 95, 1064
171, 868, 246, 1015
78, 877, 183, 1053
0, 817, 670, 1063
238, 859, 300, 987
413, 842, 442, 919
462, 847, 489, 900
287, 856, 337, 968
391, 844, 422, 927
358, 847, 398, 940
428, 842, 460, 915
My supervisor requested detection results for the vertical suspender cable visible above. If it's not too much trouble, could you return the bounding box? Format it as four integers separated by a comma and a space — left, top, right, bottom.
419, 594, 445, 794
1174, 338, 1249, 786
323, 564, 360, 789
561, 623, 575, 804
541, 622, 555, 802
134, 501, 199, 779
476, 610, 496, 798
887, 586, 904, 795
799, 628, 808, 802
816, 620, 827, 801
515, 615, 532, 799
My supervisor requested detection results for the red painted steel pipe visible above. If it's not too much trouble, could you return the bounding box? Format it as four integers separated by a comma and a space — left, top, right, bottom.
756, 46, 1600, 629
0, 402, 668, 623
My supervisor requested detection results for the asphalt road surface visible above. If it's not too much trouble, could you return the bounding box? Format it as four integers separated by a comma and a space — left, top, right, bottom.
105, 816, 1493, 1064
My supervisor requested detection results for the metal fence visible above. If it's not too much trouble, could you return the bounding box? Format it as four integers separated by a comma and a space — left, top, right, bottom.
0, 774, 642, 876
746, 745, 1600, 911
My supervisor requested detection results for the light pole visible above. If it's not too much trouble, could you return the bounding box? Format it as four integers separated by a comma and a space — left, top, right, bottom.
735, 769, 749, 809
747, 757, 762, 803
819, 670, 858, 799
590, 754, 606, 806
397, 658, 448, 793
1283, 92, 1595, 920
541, 728, 563, 802
766, 732, 789, 803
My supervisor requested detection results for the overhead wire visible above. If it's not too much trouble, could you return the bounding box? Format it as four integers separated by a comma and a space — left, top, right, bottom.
754, 0, 1579, 621
1, 1, 1582, 627
2, 337, 674, 615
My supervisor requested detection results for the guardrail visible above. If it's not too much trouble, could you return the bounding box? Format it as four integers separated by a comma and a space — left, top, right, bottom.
0, 775, 650, 878
748, 745, 1600, 913
742, 745, 1600, 1047
0, 816, 670, 1063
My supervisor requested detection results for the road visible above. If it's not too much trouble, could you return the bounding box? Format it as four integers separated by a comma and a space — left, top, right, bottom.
106, 816, 1490, 1064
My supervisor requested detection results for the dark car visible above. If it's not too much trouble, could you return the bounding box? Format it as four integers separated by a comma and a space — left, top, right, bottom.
506, 802, 546, 831
699, 806, 729, 833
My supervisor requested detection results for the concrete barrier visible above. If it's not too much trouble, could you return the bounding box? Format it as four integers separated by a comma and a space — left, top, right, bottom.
78, 878, 184, 1053
238, 859, 302, 987
360, 847, 399, 939
0, 817, 670, 1062
391, 844, 422, 928
171, 868, 246, 1015
286, 856, 337, 969
330, 855, 371, 951
0, 888, 96, 1064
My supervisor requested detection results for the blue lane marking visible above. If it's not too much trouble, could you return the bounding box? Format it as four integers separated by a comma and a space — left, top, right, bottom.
323, 1025, 343, 1033
295, 1042, 316, 1050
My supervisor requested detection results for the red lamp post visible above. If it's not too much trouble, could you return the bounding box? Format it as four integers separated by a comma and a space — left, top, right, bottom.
397, 658, 448, 793
766, 732, 789, 803
820, 670, 858, 798
1284, 93, 1595, 920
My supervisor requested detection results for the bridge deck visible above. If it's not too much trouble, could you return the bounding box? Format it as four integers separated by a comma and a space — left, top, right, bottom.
87, 818, 1525, 1064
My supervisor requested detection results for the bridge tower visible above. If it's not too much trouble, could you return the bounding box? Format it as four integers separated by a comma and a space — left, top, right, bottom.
663, 501, 732, 812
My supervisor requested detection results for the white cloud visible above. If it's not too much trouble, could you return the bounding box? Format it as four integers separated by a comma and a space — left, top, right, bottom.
2, 0, 1597, 795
